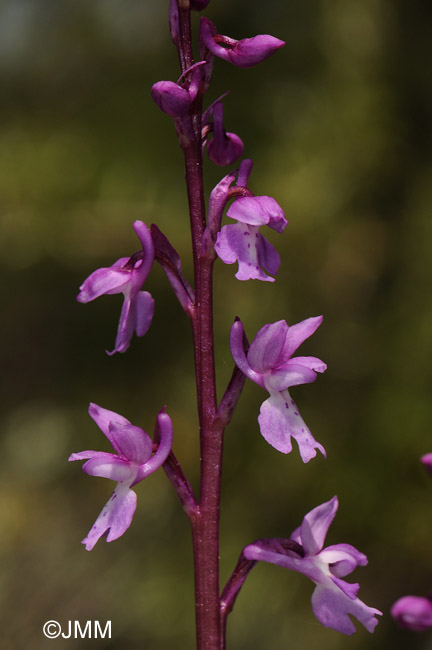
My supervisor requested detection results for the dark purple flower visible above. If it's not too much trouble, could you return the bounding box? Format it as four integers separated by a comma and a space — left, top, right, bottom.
230, 316, 326, 462
77, 220, 154, 355
69, 403, 173, 550
151, 63, 202, 118
215, 195, 287, 281
244, 497, 382, 634
391, 595, 432, 631
200, 17, 285, 68
206, 102, 244, 166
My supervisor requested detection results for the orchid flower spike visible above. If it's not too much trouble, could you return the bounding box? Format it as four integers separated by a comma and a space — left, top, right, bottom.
200, 17, 285, 68
230, 316, 326, 462
77, 220, 155, 355
69, 403, 173, 550
206, 102, 244, 166
391, 595, 432, 631
215, 195, 287, 281
244, 497, 382, 635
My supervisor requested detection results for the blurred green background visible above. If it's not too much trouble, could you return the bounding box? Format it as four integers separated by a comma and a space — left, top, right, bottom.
1, 0, 432, 648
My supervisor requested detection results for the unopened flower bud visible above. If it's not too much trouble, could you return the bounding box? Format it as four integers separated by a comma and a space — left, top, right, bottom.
207, 102, 243, 166
200, 17, 285, 68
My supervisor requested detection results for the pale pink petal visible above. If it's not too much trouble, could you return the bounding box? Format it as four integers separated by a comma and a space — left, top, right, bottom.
82, 482, 137, 551
247, 321, 287, 373
300, 497, 338, 555
88, 403, 131, 454
258, 391, 326, 462
311, 584, 381, 635
134, 291, 155, 336
265, 363, 318, 392
108, 421, 153, 464
82, 456, 137, 482
281, 316, 324, 360
77, 267, 130, 303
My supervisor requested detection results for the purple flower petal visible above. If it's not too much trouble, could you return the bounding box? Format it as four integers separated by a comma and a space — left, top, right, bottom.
77, 267, 130, 303
135, 411, 173, 483
331, 577, 360, 599
206, 102, 244, 166
265, 362, 318, 392
257, 232, 281, 277
82, 482, 137, 551
151, 80, 193, 117
311, 584, 381, 635
320, 543, 368, 578
207, 130, 244, 166
229, 319, 264, 387
134, 291, 155, 337
392, 595, 432, 631
108, 290, 154, 355
82, 455, 137, 482
88, 403, 131, 454
200, 18, 285, 68
215, 223, 276, 282
247, 321, 288, 373
280, 315, 324, 360
288, 355, 327, 374
300, 497, 338, 555
227, 196, 287, 230
258, 390, 326, 462
108, 422, 153, 464
131, 221, 155, 288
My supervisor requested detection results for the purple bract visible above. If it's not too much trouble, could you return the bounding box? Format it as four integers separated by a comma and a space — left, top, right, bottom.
244, 497, 382, 634
69, 403, 173, 550
77, 220, 155, 355
200, 17, 285, 68
230, 316, 326, 462
215, 195, 287, 281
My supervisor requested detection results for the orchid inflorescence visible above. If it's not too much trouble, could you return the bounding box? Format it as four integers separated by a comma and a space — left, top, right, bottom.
69, 2, 382, 647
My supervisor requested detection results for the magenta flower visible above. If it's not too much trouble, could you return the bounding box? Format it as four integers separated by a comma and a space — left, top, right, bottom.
206, 102, 244, 166
200, 17, 285, 68
244, 497, 382, 635
391, 595, 432, 631
69, 403, 173, 550
230, 316, 326, 462
215, 195, 287, 281
151, 63, 203, 118
77, 220, 155, 355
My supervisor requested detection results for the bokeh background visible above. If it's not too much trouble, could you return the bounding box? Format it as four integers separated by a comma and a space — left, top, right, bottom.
1, 0, 432, 648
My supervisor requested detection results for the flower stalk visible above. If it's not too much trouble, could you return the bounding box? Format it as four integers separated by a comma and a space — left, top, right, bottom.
173, 5, 223, 648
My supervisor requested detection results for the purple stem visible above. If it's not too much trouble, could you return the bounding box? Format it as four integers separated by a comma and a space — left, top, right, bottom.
220, 552, 257, 648
175, 3, 225, 648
